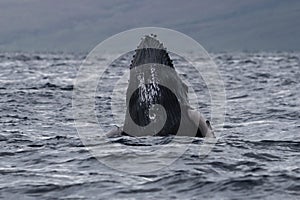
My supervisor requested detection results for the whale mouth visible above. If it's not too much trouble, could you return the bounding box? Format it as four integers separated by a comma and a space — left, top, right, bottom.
121, 34, 213, 138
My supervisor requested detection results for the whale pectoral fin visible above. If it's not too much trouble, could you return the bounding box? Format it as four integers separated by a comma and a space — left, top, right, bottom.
206, 120, 212, 128
205, 120, 215, 138
106, 125, 123, 137
187, 109, 215, 138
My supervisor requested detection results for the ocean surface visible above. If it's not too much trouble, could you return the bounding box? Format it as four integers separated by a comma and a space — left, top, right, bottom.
0, 52, 299, 199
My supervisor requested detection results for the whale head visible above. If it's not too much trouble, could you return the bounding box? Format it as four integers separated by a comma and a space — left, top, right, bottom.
122, 35, 214, 138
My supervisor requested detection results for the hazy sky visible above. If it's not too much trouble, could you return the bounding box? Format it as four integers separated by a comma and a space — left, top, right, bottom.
0, 0, 299, 52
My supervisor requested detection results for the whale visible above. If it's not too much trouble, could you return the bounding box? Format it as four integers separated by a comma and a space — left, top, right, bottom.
108, 35, 214, 138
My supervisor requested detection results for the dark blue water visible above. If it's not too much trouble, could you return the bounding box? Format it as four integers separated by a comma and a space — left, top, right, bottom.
0, 52, 299, 199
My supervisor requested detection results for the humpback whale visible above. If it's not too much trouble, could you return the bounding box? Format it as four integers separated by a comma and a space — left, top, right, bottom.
109, 35, 214, 138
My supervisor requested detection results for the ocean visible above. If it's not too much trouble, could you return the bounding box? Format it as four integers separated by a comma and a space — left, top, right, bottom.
0, 52, 299, 199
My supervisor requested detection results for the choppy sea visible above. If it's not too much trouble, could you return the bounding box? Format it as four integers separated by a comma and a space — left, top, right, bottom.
0, 52, 299, 199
